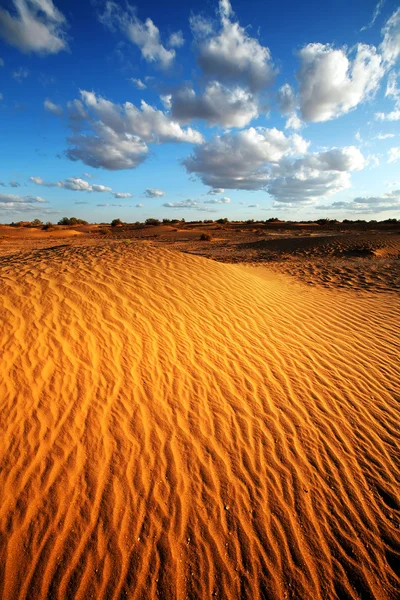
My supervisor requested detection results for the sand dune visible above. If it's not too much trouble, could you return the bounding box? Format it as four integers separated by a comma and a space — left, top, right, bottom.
0, 242, 399, 599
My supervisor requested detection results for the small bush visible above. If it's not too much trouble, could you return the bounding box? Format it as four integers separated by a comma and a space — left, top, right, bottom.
200, 233, 212, 241
58, 217, 88, 226
145, 218, 161, 226
111, 218, 122, 227
42, 222, 54, 230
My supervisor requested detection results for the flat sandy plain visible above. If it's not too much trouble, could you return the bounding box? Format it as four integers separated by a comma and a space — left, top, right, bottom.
0, 222, 399, 599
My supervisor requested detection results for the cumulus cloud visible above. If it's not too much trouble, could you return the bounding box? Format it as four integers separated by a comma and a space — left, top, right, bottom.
130, 78, 146, 90
163, 199, 199, 208
169, 81, 258, 128
380, 8, 400, 66
297, 43, 384, 122
191, 0, 275, 91
99, 2, 178, 70
321, 189, 400, 213
204, 196, 231, 204
113, 192, 132, 199
183, 127, 309, 190
144, 188, 165, 198
184, 126, 366, 204
388, 147, 400, 162
0, 0, 68, 54
277, 83, 297, 115
169, 31, 184, 48
265, 146, 366, 204
285, 114, 303, 130
30, 175, 131, 197
44, 99, 63, 116
65, 91, 203, 170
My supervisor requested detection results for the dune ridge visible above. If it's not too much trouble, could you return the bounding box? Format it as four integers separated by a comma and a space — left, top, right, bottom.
0, 242, 399, 599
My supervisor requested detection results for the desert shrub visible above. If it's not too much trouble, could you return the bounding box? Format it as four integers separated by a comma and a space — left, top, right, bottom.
31, 219, 43, 227
42, 222, 54, 230
200, 233, 212, 241
98, 228, 108, 235
163, 218, 171, 224
111, 218, 122, 227
216, 218, 229, 224
145, 218, 161, 226
58, 217, 88, 226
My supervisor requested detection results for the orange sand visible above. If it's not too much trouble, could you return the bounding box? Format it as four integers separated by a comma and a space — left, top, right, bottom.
0, 242, 399, 599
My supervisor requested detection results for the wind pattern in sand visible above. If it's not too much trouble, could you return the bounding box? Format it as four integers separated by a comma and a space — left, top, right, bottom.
0, 243, 399, 599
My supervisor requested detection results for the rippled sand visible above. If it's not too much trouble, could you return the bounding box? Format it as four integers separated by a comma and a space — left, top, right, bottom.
0, 243, 399, 599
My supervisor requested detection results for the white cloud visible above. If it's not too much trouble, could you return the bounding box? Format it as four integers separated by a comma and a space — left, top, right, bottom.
191, 0, 276, 91
183, 127, 309, 190
113, 192, 132, 199
169, 31, 184, 48
376, 132, 396, 139
375, 109, 400, 120
9, 180, 21, 187
0, 193, 46, 204
184, 126, 366, 205
144, 188, 165, 198
285, 114, 303, 130
266, 146, 366, 204
65, 91, 203, 170
44, 99, 63, 116
277, 83, 296, 115
30, 175, 131, 198
204, 196, 231, 204
380, 8, 400, 66
169, 81, 258, 128
322, 189, 400, 213
361, 0, 385, 32
97, 203, 129, 207
130, 78, 146, 90
163, 199, 199, 208
136, 203, 143, 207
388, 147, 400, 162
207, 188, 224, 195
297, 43, 384, 122
12, 67, 29, 82
0, 0, 68, 54
99, 3, 176, 70
376, 70, 400, 120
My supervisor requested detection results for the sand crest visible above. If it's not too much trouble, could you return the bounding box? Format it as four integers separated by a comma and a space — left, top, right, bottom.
0, 243, 399, 599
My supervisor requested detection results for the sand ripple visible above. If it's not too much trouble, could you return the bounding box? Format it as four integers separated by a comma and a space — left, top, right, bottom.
0, 243, 399, 599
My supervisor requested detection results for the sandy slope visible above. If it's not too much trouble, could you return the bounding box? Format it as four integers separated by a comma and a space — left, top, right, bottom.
0, 242, 399, 600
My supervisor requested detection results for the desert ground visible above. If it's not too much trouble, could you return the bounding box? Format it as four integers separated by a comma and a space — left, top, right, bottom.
0, 221, 399, 599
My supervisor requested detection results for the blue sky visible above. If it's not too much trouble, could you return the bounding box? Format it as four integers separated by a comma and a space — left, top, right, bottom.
0, 0, 399, 222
